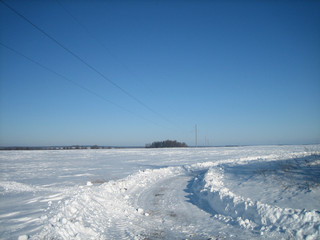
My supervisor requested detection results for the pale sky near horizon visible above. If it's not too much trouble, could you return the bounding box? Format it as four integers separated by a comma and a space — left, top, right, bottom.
1, 0, 320, 147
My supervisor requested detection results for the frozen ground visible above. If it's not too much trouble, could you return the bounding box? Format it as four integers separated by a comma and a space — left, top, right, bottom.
0, 145, 320, 239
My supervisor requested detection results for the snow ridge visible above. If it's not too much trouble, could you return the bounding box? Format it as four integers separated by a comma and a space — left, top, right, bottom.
191, 166, 320, 239
33, 166, 184, 239
0, 181, 41, 193
23, 150, 320, 239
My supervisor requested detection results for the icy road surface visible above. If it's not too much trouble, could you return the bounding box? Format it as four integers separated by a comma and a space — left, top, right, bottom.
1, 145, 320, 239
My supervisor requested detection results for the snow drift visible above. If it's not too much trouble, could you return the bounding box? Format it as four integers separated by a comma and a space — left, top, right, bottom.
1, 145, 319, 239
190, 166, 320, 239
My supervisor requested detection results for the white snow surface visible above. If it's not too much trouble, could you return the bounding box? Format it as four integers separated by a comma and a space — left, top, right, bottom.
1, 145, 320, 239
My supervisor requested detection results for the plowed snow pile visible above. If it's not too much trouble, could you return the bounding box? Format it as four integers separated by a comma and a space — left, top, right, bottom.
1, 145, 320, 239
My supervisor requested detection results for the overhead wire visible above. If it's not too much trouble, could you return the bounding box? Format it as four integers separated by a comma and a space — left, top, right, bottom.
55, 0, 157, 96
55, 0, 182, 129
0, 0, 175, 127
55, 0, 125, 69
0, 41, 162, 127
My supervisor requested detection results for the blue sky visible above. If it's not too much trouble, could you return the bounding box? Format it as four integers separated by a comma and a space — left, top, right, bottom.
1, 0, 320, 147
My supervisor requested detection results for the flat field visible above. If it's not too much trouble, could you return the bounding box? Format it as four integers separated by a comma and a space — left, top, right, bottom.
1, 145, 319, 239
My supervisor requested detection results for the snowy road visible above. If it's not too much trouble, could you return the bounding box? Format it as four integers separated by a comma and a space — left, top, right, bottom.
1, 145, 320, 239
133, 174, 257, 240
134, 174, 220, 239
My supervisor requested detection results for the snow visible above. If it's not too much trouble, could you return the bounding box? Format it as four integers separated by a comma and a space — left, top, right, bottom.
0, 145, 319, 239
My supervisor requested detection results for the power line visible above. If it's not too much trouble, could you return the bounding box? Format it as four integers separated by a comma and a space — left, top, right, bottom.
55, 0, 180, 129
0, 0, 174, 126
55, 0, 157, 95
0, 41, 162, 127
55, 0, 120, 63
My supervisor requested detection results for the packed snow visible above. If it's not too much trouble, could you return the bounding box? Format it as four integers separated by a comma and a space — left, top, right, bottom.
0, 145, 320, 239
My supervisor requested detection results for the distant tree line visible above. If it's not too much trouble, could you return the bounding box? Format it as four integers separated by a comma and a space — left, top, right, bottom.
146, 140, 188, 148
0, 145, 113, 150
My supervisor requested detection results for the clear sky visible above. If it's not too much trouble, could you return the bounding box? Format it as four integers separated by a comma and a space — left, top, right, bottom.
1, 0, 320, 147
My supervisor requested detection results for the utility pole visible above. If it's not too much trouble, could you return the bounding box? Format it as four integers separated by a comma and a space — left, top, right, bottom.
195, 124, 198, 147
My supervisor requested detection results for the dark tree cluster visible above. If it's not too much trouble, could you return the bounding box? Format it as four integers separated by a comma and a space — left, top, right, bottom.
146, 140, 188, 148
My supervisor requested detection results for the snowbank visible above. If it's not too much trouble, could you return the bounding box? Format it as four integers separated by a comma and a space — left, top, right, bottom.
33, 167, 184, 239
1, 145, 319, 239
190, 166, 320, 239
34, 154, 320, 239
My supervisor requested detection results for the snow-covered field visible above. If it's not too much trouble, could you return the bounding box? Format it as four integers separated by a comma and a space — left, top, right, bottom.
1, 145, 320, 240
